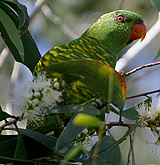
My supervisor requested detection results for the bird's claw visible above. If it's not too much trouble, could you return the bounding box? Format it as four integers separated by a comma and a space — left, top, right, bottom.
92, 98, 108, 110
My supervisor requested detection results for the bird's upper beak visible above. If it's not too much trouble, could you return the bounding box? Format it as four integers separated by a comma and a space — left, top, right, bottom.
130, 23, 146, 42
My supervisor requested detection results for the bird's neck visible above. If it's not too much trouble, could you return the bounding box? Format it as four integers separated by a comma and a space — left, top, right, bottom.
78, 36, 121, 68
100, 39, 122, 56
81, 21, 131, 56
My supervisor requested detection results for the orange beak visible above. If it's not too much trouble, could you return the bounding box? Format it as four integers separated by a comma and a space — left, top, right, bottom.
130, 24, 146, 42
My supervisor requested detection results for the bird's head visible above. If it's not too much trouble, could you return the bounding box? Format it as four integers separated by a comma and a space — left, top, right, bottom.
82, 10, 146, 53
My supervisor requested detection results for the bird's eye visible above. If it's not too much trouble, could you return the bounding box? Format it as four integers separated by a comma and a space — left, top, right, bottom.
116, 15, 125, 23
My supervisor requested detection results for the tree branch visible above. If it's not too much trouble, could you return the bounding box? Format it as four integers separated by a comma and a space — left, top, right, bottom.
121, 61, 160, 77
30, 0, 48, 26
41, 4, 79, 40
126, 89, 160, 100
119, 0, 126, 10
0, 117, 19, 134
106, 121, 135, 129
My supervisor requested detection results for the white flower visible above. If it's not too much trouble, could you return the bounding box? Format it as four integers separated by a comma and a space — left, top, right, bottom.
110, 126, 160, 165
82, 127, 88, 134
13, 72, 63, 125
82, 135, 98, 151
54, 82, 60, 89
135, 102, 151, 124
31, 98, 40, 107
54, 78, 58, 82
155, 99, 160, 113
151, 98, 160, 119
33, 92, 41, 97
136, 98, 160, 121
149, 106, 158, 120
41, 87, 62, 106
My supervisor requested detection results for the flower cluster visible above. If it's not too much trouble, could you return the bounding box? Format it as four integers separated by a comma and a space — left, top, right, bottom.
74, 128, 98, 151
82, 135, 98, 151
13, 72, 64, 125
135, 99, 160, 145
135, 102, 152, 126
135, 100, 160, 126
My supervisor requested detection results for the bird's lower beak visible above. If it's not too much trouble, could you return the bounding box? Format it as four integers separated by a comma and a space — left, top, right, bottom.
130, 24, 146, 42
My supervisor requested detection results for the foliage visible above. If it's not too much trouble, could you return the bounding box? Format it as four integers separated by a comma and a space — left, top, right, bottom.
0, 0, 41, 72
0, 0, 160, 165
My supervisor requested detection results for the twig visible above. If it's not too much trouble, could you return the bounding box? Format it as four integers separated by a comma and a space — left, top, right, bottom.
127, 128, 137, 165
30, 0, 48, 23
41, 4, 79, 40
29, 0, 48, 30
82, 97, 103, 106
92, 123, 106, 165
0, 47, 10, 71
119, 0, 126, 9
0, 117, 19, 134
6, 62, 21, 114
102, 120, 159, 129
121, 61, 160, 77
107, 121, 135, 129
126, 62, 160, 89
126, 89, 160, 100
14, 122, 20, 135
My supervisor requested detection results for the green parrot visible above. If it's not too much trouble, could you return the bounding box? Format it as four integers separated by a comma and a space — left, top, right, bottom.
33, 10, 146, 104
34, 10, 146, 72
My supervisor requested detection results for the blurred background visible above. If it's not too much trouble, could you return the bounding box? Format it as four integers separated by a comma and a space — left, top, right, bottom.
0, 0, 160, 113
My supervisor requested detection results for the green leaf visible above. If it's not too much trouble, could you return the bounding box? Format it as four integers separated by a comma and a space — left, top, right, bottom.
0, 1, 19, 28
22, 136, 55, 161
0, 134, 53, 163
99, 120, 141, 154
6, 1, 36, 69
18, 128, 57, 152
48, 105, 100, 115
21, 30, 41, 73
32, 121, 61, 135
150, 0, 160, 11
154, 48, 160, 61
0, 8, 24, 61
90, 135, 121, 165
72, 121, 140, 165
108, 97, 152, 120
0, 135, 17, 142
0, 128, 58, 163
43, 60, 127, 111
14, 135, 28, 160
0, 135, 18, 163
3, 0, 28, 29
56, 113, 85, 151
73, 113, 102, 127
73, 134, 120, 165
122, 108, 139, 120
0, 1, 41, 72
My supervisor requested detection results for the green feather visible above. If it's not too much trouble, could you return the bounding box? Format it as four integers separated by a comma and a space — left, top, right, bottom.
34, 37, 116, 73
33, 10, 144, 105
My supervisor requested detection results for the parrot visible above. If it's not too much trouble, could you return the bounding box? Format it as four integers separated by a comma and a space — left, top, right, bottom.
33, 10, 146, 104
34, 10, 146, 72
